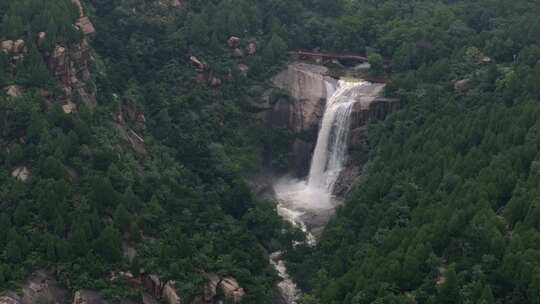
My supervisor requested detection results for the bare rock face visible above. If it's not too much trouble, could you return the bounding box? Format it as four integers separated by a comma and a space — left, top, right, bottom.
76, 17, 96, 35
233, 48, 244, 58
219, 278, 245, 303
190, 56, 206, 71
271, 62, 336, 134
48, 39, 96, 108
4, 85, 23, 97
246, 41, 257, 55
162, 281, 181, 304
210, 77, 222, 87
0, 293, 21, 304
73, 290, 108, 304
11, 166, 30, 182
227, 36, 241, 49
1, 40, 14, 53
37, 32, 47, 48
269, 62, 337, 175
454, 78, 470, 94
237, 64, 249, 76
13, 40, 25, 53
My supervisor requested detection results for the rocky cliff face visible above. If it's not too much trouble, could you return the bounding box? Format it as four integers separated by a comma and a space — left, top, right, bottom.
333, 96, 400, 195
268, 62, 399, 188
47, 39, 96, 110
269, 63, 337, 175
1, 1, 96, 113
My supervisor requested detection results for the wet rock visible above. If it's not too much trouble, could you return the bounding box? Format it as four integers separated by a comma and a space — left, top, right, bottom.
350, 96, 398, 130
291, 139, 314, 177
11, 166, 30, 182
227, 36, 241, 49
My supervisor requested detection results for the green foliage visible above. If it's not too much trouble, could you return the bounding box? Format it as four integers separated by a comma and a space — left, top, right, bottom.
368, 53, 384, 76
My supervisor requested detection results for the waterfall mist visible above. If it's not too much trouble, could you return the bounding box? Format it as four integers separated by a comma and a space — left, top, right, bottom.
272, 79, 377, 304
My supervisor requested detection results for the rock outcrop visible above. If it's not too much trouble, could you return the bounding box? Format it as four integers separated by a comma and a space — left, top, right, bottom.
4, 85, 23, 97
47, 39, 96, 108
11, 166, 30, 182
73, 290, 108, 304
0, 293, 21, 304
21, 271, 68, 304
269, 62, 336, 175
269, 62, 399, 185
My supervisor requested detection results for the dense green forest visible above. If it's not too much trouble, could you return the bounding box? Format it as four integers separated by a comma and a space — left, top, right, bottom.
0, 0, 305, 302
3, 0, 540, 303
284, 1, 540, 304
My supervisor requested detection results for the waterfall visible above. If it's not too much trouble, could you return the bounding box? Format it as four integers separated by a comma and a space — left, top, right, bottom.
307, 80, 366, 192
272, 78, 376, 304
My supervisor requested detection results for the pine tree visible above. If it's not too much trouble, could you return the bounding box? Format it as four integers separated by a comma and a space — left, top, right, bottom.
478, 285, 495, 304
71, 225, 89, 256
95, 226, 122, 263
46, 238, 57, 262
113, 203, 131, 232
437, 264, 460, 304
5, 240, 22, 263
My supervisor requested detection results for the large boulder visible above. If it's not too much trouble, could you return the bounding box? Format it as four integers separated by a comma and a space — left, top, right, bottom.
13, 40, 25, 53
219, 277, 245, 303
162, 282, 181, 304
237, 64, 249, 77
11, 166, 30, 182
246, 41, 257, 55
1, 40, 14, 53
21, 271, 68, 304
0, 293, 21, 304
76, 17, 96, 35
72, 290, 108, 304
454, 79, 470, 94
233, 48, 244, 58
227, 36, 241, 49
4, 85, 23, 97
37, 32, 47, 48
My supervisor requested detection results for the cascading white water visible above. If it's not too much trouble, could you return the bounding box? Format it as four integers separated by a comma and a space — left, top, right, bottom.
307, 80, 366, 192
271, 79, 371, 304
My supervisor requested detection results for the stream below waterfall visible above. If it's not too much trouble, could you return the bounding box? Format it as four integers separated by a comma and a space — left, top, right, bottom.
271, 79, 382, 303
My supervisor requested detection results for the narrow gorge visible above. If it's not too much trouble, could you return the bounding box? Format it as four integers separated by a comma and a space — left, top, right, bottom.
267, 62, 398, 303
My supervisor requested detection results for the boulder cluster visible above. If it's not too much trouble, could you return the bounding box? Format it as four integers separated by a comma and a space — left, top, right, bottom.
191, 36, 257, 87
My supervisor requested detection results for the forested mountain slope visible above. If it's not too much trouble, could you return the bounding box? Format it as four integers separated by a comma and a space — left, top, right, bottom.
3, 0, 540, 304
0, 0, 311, 303
285, 1, 540, 303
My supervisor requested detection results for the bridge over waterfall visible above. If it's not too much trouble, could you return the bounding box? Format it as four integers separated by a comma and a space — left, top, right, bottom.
289, 50, 369, 64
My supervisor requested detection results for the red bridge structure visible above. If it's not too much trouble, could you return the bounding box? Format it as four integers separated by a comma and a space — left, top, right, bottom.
289, 50, 369, 64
